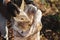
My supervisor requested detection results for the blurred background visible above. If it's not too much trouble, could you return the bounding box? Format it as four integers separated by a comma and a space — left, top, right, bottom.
34, 0, 60, 40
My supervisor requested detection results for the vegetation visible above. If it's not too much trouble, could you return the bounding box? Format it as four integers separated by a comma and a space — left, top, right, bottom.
34, 0, 60, 40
